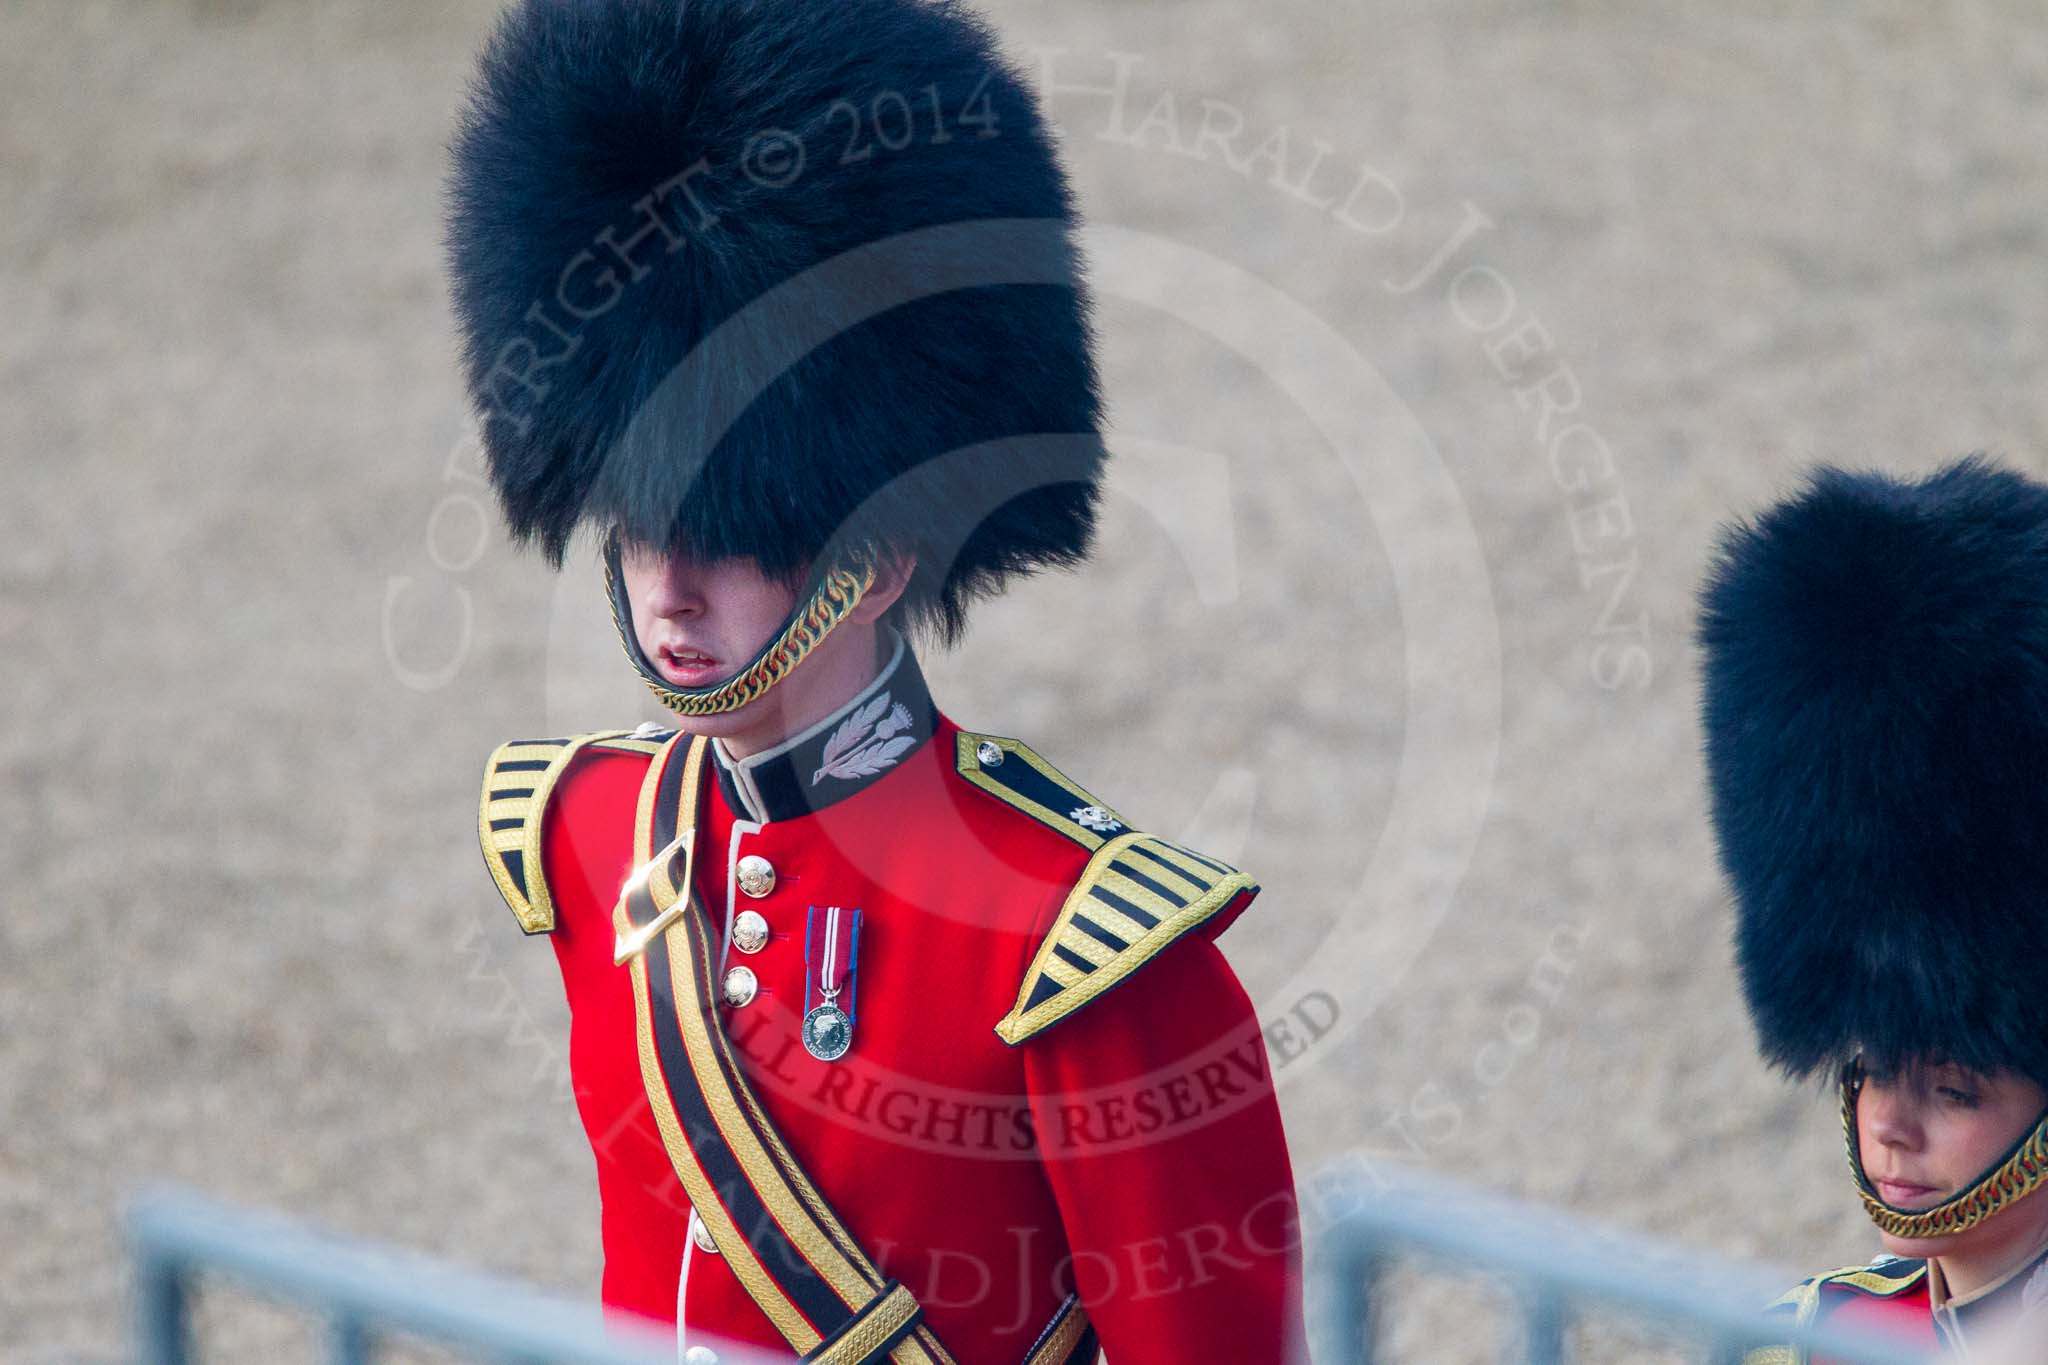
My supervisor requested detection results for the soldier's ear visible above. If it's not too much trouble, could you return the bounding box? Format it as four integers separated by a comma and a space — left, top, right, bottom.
848, 552, 918, 626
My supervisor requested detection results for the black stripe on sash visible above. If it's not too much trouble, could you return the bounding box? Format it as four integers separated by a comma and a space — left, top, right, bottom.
652, 742, 688, 849
633, 735, 890, 1344
691, 915, 880, 1294
642, 907, 854, 1336
1020, 1293, 1098, 1365
691, 954, 883, 1299
806, 1282, 921, 1364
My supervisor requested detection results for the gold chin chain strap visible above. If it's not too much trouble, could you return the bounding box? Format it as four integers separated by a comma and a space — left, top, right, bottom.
1841, 1066, 2048, 1239
604, 552, 877, 718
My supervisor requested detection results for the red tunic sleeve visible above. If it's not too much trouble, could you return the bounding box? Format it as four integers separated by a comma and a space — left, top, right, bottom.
1022, 923, 1307, 1363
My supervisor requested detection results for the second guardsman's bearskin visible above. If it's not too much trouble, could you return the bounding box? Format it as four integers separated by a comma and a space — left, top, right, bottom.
1700, 457, 2048, 1354
447, 1, 1305, 1362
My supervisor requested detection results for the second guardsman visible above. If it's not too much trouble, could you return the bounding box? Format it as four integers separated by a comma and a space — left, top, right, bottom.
1700, 458, 2048, 1361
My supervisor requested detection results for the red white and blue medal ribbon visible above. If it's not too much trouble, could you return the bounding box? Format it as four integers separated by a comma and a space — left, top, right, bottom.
803, 905, 860, 1061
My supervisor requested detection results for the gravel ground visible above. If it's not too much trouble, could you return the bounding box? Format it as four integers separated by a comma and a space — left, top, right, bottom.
6, 1, 2047, 1359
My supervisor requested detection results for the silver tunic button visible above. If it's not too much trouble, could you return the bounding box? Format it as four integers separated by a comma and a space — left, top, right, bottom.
731, 909, 770, 954
684, 1346, 720, 1363
721, 964, 758, 1007
976, 740, 1004, 767
736, 854, 776, 898
688, 1208, 720, 1255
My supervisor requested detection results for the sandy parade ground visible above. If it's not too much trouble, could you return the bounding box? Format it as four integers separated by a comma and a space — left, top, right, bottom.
6, 1, 2047, 1359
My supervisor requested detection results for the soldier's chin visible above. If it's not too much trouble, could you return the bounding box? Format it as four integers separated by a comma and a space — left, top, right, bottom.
1877, 1224, 1965, 1260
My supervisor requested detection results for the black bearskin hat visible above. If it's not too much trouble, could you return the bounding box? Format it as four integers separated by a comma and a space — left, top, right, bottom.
446, 0, 1105, 640
1699, 456, 2048, 1089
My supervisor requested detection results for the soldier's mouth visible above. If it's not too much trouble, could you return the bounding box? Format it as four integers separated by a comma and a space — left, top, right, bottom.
658, 645, 725, 686
1872, 1177, 1942, 1208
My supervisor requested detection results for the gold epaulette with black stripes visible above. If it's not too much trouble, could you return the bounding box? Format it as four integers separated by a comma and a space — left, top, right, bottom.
478, 729, 672, 934
1741, 1258, 1928, 1365
954, 732, 1259, 1046
1809, 1259, 1928, 1299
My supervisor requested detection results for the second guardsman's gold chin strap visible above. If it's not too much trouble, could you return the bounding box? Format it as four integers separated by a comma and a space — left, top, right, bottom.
602, 537, 877, 719
1841, 1062, 2048, 1239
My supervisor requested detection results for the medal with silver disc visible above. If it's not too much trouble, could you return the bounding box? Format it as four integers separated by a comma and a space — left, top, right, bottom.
803, 905, 860, 1062
804, 999, 853, 1061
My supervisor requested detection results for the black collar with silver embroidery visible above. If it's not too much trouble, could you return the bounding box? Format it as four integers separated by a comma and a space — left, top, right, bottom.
710, 634, 937, 823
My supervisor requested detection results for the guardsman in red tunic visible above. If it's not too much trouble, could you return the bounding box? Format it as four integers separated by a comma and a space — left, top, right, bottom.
445, 1, 1306, 1361
1698, 460, 2048, 1363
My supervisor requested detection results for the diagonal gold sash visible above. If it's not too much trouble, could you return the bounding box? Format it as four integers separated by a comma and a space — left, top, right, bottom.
612, 734, 1097, 1365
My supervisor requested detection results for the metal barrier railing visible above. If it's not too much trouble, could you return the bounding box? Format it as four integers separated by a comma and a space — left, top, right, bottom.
128, 1186, 780, 1365
130, 1170, 1933, 1365
1309, 1162, 1929, 1364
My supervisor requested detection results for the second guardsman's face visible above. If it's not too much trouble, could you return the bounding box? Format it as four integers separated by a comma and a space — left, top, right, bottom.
1857, 1060, 2048, 1260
